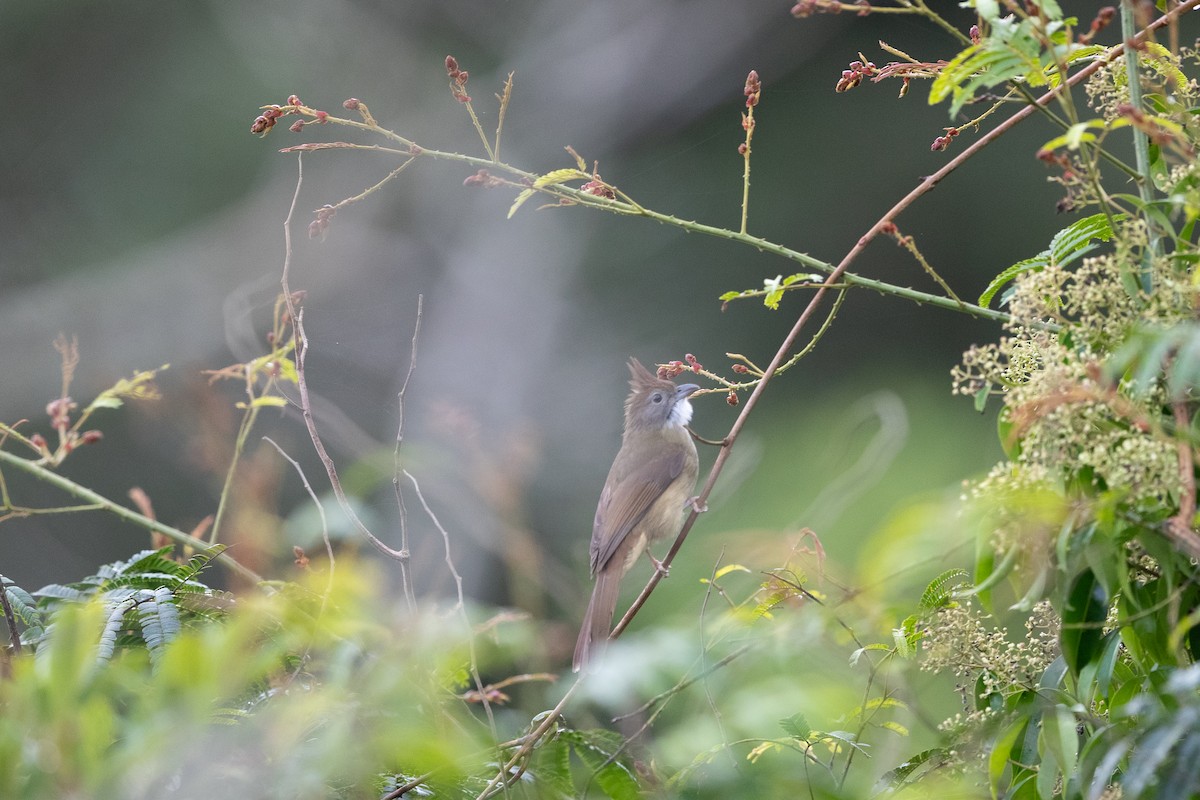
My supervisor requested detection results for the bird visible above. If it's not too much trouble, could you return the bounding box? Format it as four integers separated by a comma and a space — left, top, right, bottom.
573, 358, 700, 672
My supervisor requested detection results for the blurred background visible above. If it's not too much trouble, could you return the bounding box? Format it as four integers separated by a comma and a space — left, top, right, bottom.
1, 0, 1093, 651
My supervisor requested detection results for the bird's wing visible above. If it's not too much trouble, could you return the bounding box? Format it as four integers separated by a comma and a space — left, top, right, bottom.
590, 449, 687, 575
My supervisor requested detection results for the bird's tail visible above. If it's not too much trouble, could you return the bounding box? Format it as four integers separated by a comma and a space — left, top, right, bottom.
572, 569, 619, 672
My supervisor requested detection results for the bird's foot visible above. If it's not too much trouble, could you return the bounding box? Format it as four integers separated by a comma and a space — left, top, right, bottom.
647, 552, 671, 578
686, 495, 708, 514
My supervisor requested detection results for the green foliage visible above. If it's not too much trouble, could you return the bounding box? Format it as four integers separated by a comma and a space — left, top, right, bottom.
934, 10, 1200, 797
977, 213, 1123, 308
0, 561, 500, 799
929, 7, 1077, 117
918, 568, 969, 610
6, 3, 1200, 800
33, 545, 229, 665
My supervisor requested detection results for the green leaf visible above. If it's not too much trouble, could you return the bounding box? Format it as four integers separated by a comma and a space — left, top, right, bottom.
562, 729, 640, 800
1092, 631, 1123, 700
97, 596, 136, 663
1, 576, 42, 630
988, 717, 1026, 798
978, 255, 1047, 308
1048, 212, 1122, 265
779, 712, 811, 740
874, 748, 951, 790
531, 737, 574, 796
919, 568, 969, 610
1061, 568, 1107, 676
973, 382, 991, 412
137, 587, 180, 668
1040, 119, 1107, 152
507, 187, 536, 219
963, 545, 1019, 606
1141, 41, 1190, 92
978, 213, 1120, 308
1042, 705, 1079, 782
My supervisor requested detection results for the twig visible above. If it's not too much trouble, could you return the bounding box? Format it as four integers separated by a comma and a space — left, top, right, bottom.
611, 0, 1200, 643
0, 448, 260, 582
279, 156, 410, 566
494, 72, 514, 161
474, 682, 583, 799
612, 643, 754, 723
584, 643, 755, 792
262, 436, 334, 588
1166, 400, 1200, 558
699, 549, 739, 772
280, 127, 1014, 325
380, 771, 436, 800
473, 5, 1200, 792
393, 296, 424, 614
403, 471, 503, 780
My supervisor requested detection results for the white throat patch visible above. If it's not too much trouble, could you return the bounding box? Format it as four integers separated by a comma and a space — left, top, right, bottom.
669, 397, 694, 428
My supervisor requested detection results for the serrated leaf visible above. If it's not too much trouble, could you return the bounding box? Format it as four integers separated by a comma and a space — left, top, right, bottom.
920, 568, 970, 610
531, 736, 573, 796
1048, 212, 1122, 265
566, 730, 640, 800
533, 168, 588, 189
1141, 41, 1189, 92
1, 577, 42, 629
138, 586, 180, 668
507, 187, 536, 219
780, 712, 811, 739
978, 255, 1048, 308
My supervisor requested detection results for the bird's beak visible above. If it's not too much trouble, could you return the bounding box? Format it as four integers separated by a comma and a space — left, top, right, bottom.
676, 383, 700, 399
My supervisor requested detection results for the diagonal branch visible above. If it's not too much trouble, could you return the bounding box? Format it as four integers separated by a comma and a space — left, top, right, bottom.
611, 0, 1200, 640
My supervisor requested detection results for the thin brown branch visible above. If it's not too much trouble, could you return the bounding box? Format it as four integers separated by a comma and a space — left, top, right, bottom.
698, 550, 739, 772
471, 4, 1200, 793
611, 0, 1200, 643
262, 436, 335, 584
403, 471, 503, 773
280, 155, 410, 565
1167, 400, 1200, 559
393, 296, 423, 614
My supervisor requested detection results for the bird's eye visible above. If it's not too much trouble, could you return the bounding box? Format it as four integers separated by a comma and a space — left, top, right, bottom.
651, 392, 664, 403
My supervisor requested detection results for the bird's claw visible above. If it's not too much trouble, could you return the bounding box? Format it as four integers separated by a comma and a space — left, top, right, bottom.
686, 495, 708, 514
647, 552, 670, 578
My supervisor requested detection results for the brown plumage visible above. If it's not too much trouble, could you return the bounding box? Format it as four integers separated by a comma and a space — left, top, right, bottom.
573, 358, 700, 672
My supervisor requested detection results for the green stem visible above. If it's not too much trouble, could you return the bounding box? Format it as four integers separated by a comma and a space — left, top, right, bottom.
0, 449, 261, 582
285, 139, 1015, 325
209, 404, 258, 545
1121, 0, 1159, 289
